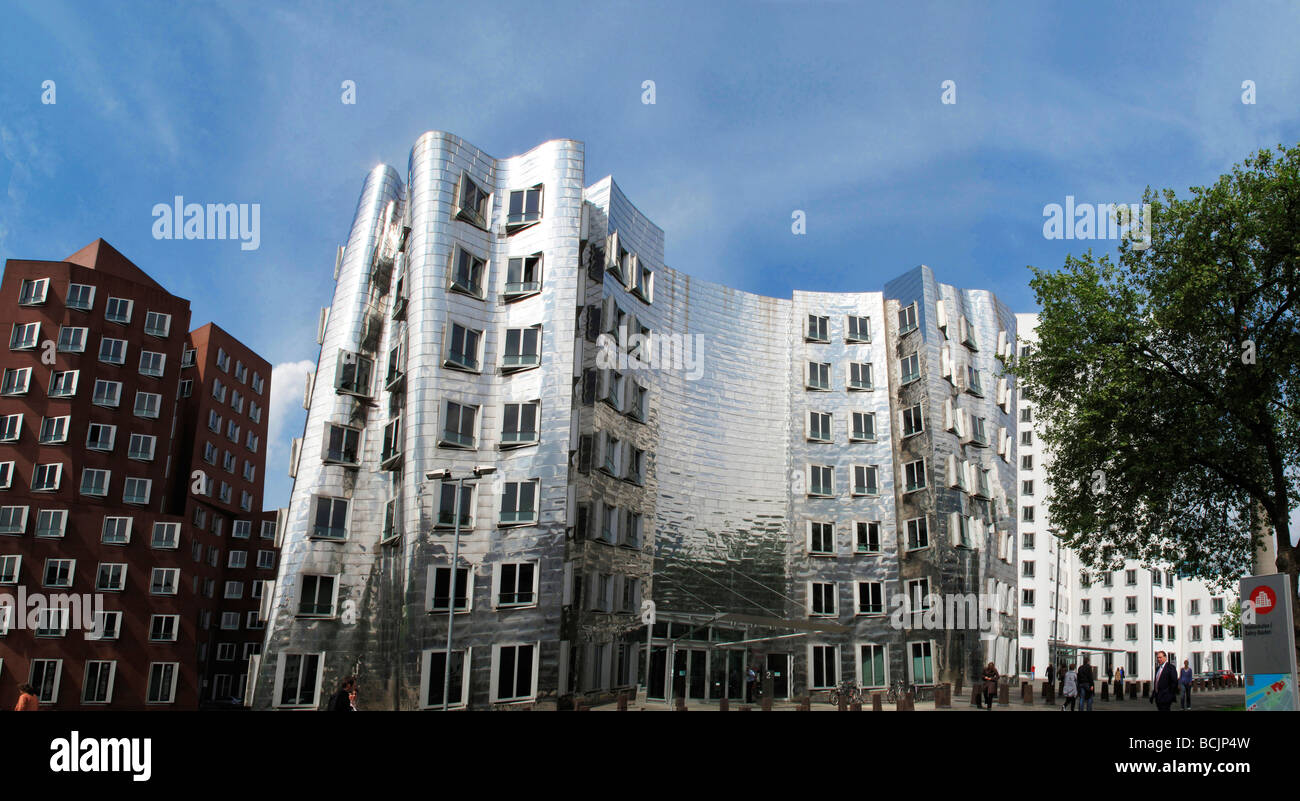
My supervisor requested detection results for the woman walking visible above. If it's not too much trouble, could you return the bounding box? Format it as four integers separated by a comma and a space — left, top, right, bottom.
981, 662, 999, 710
14, 683, 40, 711
1061, 664, 1078, 711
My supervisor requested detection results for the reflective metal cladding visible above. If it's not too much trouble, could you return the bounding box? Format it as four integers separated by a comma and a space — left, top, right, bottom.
253, 133, 1021, 709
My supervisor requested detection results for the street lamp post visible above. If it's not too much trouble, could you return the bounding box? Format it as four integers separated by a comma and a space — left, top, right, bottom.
427, 465, 495, 710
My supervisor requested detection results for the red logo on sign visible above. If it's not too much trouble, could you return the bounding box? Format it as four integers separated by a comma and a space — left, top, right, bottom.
1252, 586, 1276, 614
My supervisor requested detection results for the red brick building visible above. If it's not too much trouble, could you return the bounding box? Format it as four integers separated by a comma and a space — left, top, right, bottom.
0, 240, 276, 709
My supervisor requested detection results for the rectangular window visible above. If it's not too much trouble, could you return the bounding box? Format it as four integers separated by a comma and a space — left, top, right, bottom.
901, 403, 924, 437
507, 185, 543, 227
909, 641, 934, 685
808, 464, 833, 497
144, 311, 171, 337
0, 414, 21, 442
43, 558, 74, 588
311, 496, 348, 540
10, 322, 40, 350
810, 644, 838, 689
123, 477, 151, 505
128, 433, 156, 461
49, 370, 78, 398
806, 362, 831, 391
335, 351, 374, 396
450, 246, 487, 298
809, 582, 837, 616
850, 411, 876, 442
903, 459, 927, 492
847, 315, 871, 343
67, 283, 95, 310
429, 566, 471, 612
38, 416, 69, 444
503, 326, 541, 370
808, 521, 835, 555
150, 567, 178, 595
151, 522, 180, 549
493, 644, 536, 703
105, 297, 133, 324
860, 644, 887, 689
807, 411, 831, 443
898, 303, 918, 335
96, 563, 127, 592
101, 516, 132, 545
857, 582, 884, 615
441, 401, 478, 448
0, 554, 18, 584
502, 401, 539, 446
906, 517, 929, 550
437, 482, 473, 528
848, 362, 873, 390
99, 337, 127, 365
18, 278, 49, 305
0, 461, 11, 490
80, 468, 111, 497
139, 350, 166, 377
806, 314, 829, 342
0, 505, 29, 535
31, 659, 63, 703
855, 521, 881, 553
298, 575, 337, 616
900, 353, 920, 384
497, 563, 537, 607
133, 391, 162, 419
500, 480, 539, 525
446, 323, 482, 370
57, 326, 87, 353
0, 367, 30, 396
505, 254, 542, 297
852, 465, 878, 496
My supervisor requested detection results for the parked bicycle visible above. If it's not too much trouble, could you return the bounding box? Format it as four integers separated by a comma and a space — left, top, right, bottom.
885, 680, 916, 704
827, 679, 863, 706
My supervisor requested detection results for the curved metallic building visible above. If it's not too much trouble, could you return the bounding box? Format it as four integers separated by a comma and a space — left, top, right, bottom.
253, 132, 1020, 709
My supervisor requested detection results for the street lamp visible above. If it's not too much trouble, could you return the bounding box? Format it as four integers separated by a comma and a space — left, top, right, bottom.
426, 465, 496, 710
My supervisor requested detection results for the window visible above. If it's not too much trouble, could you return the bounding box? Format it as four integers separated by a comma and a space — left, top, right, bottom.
31, 660, 63, 703
806, 362, 830, 390
1125, 624, 1138, 641
150, 568, 178, 595
853, 464, 878, 496
909, 641, 934, 685
1022, 506, 1035, 523
857, 582, 884, 615
1022, 560, 1035, 577
503, 326, 541, 370
423, 650, 470, 709
1191, 626, 1202, 641
43, 558, 74, 587
0, 414, 21, 442
9, 322, 40, 350
252, 372, 264, 394
80, 468, 111, 497
807, 411, 831, 442
1021, 430, 1033, 446
809, 582, 837, 616
1022, 480, 1034, 496
0, 461, 11, 489
235, 361, 247, 382
246, 432, 259, 452
808, 521, 835, 555
860, 644, 887, 689
0, 506, 29, 535
810, 644, 838, 689
905, 517, 929, 550
1125, 569, 1137, 585
34, 509, 65, 538
808, 464, 833, 497
903, 459, 927, 492
102, 516, 132, 545
1021, 618, 1035, 636
507, 185, 543, 228
455, 173, 490, 227
228, 550, 248, 569
436, 482, 473, 528
298, 575, 337, 617
104, 296, 133, 324
151, 522, 180, 549
900, 352, 920, 384
441, 401, 478, 448
502, 401, 539, 446
85, 378, 115, 407
134, 391, 161, 419
49, 370, 78, 397
493, 644, 536, 703
1022, 531, 1035, 550
226, 420, 240, 442
18, 277, 49, 305
449, 322, 486, 371
855, 521, 881, 553
139, 350, 166, 377
901, 403, 924, 437
96, 563, 128, 592
0, 554, 18, 584
847, 315, 871, 343
499, 480, 539, 525
622, 510, 643, 547
850, 411, 876, 442
38, 416, 69, 444
380, 416, 403, 465
1103, 597, 1114, 614
966, 365, 983, 396
428, 566, 471, 612
335, 351, 374, 396
121, 433, 156, 462
497, 563, 537, 607
144, 311, 171, 337
897, 302, 919, 334
56, 326, 88, 353
1023, 589, 1036, 607
970, 416, 989, 446
123, 477, 151, 505
224, 580, 244, 599
88, 611, 121, 641
1212, 597, 1225, 614
99, 337, 127, 365
232, 520, 252, 539
0, 367, 30, 396
243, 462, 256, 481
848, 362, 873, 390
450, 246, 487, 298
505, 254, 542, 297
1189, 599, 1200, 615
312, 496, 348, 539
806, 314, 829, 342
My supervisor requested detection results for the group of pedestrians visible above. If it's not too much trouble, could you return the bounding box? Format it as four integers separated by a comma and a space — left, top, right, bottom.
1057, 657, 1097, 711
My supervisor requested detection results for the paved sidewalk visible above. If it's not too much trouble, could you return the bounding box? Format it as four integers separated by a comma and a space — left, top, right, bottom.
592, 687, 1244, 711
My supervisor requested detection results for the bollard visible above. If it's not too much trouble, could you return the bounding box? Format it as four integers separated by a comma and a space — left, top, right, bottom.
897, 692, 914, 711
1142, 681, 1150, 699
719, 697, 729, 712
761, 696, 772, 712
1129, 683, 1138, 700
850, 701, 862, 712
574, 698, 586, 712
838, 693, 847, 712
873, 692, 883, 712
998, 682, 1010, 706
676, 695, 687, 712
798, 698, 811, 711
1101, 683, 1109, 701
936, 683, 951, 708
955, 674, 963, 696
617, 693, 628, 711
1043, 682, 1055, 705
970, 686, 982, 707
1021, 682, 1033, 704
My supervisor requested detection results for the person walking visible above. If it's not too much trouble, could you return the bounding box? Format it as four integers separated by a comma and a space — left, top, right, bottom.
1061, 664, 1078, 711
1179, 660, 1193, 710
1115, 665, 1125, 699
327, 676, 357, 711
13, 684, 39, 711
1151, 651, 1177, 711
1077, 657, 1095, 712
745, 666, 757, 703
981, 662, 999, 710
1058, 663, 1067, 695
1045, 663, 1054, 687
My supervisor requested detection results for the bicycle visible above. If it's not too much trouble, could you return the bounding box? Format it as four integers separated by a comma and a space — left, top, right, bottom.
827, 679, 863, 706
885, 680, 916, 704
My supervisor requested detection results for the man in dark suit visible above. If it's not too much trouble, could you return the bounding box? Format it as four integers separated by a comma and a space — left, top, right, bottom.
1151, 651, 1177, 711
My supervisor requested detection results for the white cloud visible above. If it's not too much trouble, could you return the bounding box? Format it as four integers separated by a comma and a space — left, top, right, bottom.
267, 359, 314, 469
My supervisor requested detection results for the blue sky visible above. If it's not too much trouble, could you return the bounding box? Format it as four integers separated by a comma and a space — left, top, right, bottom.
2, 0, 1299, 530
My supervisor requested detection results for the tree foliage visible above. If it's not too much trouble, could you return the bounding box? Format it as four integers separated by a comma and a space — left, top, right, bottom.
1017, 143, 1300, 592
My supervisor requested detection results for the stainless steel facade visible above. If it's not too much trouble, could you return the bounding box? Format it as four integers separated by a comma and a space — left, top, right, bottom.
254, 133, 1021, 709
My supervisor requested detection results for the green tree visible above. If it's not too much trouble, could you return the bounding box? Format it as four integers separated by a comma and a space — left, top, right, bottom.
1221, 599, 1243, 639
1018, 144, 1300, 604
